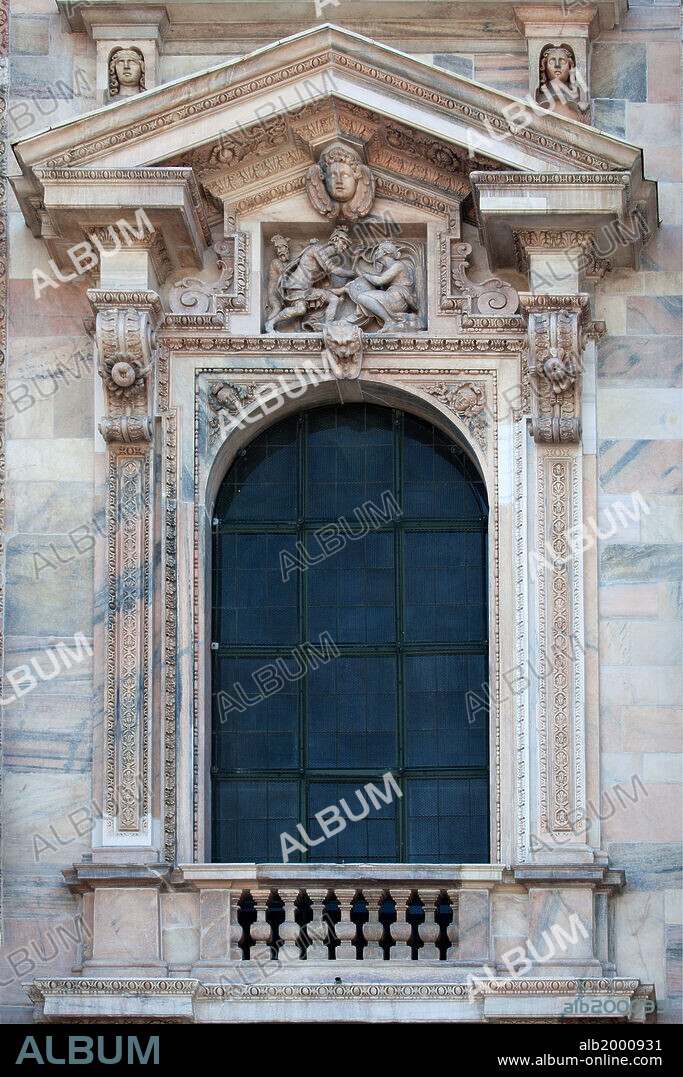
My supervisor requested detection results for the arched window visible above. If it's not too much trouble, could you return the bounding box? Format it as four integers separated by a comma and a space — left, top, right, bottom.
211, 404, 489, 863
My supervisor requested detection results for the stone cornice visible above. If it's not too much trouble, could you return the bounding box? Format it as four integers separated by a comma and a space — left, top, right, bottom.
513, 4, 601, 39
470, 171, 656, 273
63, 863, 172, 893
56, 2, 629, 41
178, 863, 510, 889
12, 24, 653, 202
161, 334, 527, 355
26, 976, 655, 1022
512, 863, 626, 893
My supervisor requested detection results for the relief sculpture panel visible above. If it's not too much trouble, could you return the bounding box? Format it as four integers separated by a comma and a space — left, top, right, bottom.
264, 225, 425, 333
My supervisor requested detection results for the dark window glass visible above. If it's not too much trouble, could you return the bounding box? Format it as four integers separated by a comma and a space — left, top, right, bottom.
211, 405, 489, 863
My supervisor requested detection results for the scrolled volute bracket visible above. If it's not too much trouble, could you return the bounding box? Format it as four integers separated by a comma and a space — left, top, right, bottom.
89, 290, 163, 428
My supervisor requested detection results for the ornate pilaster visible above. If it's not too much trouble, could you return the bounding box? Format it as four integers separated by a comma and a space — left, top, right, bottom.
90, 289, 162, 850
519, 293, 592, 861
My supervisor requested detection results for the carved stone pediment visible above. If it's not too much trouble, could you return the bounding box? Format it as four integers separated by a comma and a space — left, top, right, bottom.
164, 100, 503, 228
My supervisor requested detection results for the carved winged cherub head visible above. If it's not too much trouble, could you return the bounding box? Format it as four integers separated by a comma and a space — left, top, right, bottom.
306, 143, 375, 221
109, 46, 145, 98
321, 320, 364, 380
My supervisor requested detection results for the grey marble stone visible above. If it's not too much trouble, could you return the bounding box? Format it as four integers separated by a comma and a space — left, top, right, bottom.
5, 535, 95, 637
433, 54, 474, 80
592, 99, 626, 139
52, 378, 94, 439
11, 16, 50, 56
591, 44, 647, 103
598, 336, 682, 387
608, 842, 682, 891
600, 543, 683, 583
9, 57, 75, 100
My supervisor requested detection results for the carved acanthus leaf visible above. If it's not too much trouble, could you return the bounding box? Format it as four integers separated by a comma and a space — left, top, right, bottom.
513, 229, 611, 282
169, 240, 235, 317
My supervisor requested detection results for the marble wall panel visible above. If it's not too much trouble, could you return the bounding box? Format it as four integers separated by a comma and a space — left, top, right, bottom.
432, 54, 475, 80
597, 336, 682, 386
591, 44, 647, 101
591, 99, 626, 138
598, 441, 681, 495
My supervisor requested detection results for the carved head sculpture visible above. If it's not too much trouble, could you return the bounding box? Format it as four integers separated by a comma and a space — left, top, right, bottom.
539, 43, 577, 94
374, 240, 401, 266
321, 320, 364, 380
271, 234, 291, 263
327, 225, 353, 256
108, 46, 145, 98
306, 143, 375, 221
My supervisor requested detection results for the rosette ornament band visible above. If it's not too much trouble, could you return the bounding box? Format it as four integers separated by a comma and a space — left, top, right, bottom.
89, 291, 162, 845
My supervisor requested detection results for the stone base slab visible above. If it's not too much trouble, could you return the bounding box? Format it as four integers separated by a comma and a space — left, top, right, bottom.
26, 977, 656, 1024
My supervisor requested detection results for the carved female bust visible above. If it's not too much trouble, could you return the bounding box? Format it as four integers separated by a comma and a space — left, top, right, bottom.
108, 47, 145, 99
536, 43, 580, 117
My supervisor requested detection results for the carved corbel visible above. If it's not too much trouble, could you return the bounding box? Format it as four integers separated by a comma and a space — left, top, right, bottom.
513, 229, 610, 285
90, 290, 162, 419
441, 239, 519, 316
88, 290, 162, 848
520, 294, 589, 443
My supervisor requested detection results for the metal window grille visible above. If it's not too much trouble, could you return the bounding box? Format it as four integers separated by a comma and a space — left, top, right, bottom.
211, 404, 489, 863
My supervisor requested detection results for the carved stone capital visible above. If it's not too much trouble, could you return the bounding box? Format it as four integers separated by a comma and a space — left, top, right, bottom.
513, 229, 611, 282
520, 293, 590, 443
89, 290, 162, 413
90, 226, 174, 283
